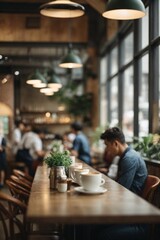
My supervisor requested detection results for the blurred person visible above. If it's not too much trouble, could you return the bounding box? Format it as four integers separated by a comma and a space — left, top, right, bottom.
12, 120, 25, 157
62, 131, 75, 151
70, 122, 91, 165
0, 123, 7, 188
17, 125, 45, 176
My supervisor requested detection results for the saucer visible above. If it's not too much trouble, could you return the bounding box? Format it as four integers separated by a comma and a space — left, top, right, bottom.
74, 186, 107, 194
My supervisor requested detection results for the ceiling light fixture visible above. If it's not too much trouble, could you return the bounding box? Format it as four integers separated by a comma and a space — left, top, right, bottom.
26, 69, 46, 85
40, 0, 85, 18
102, 0, 145, 20
59, 47, 82, 69
40, 87, 54, 94
48, 71, 62, 89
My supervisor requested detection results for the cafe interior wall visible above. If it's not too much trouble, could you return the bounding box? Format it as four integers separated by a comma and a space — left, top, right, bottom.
0, 9, 119, 145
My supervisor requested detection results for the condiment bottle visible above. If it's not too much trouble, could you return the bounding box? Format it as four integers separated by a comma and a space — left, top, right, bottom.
57, 176, 67, 193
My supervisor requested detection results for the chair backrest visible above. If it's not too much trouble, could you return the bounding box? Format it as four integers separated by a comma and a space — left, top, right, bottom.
0, 191, 27, 240
13, 169, 33, 183
10, 175, 31, 192
140, 175, 160, 203
6, 179, 30, 204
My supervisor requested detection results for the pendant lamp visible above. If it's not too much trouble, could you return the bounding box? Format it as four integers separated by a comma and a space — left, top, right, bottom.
40, 0, 85, 18
102, 0, 145, 20
33, 75, 47, 88
48, 72, 62, 90
59, 48, 82, 69
26, 69, 46, 85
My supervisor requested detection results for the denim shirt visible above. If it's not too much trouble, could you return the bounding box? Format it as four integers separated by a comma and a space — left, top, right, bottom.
72, 132, 91, 164
117, 147, 148, 195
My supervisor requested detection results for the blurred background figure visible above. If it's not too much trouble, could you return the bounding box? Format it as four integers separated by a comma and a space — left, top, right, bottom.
62, 131, 75, 151
0, 122, 7, 188
70, 122, 91, 165
16, 125, 45, 176
12, 120, 25, 158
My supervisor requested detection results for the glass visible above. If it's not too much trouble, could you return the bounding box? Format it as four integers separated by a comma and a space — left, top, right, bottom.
141, 7, 149, 49
122, 32, 133, 65
0, 116, 9, 135
122, 66, 134, 141
100, 84, 108, 127
110, 76, 118, 126
139, 54, 149, 136
110, 47, 118, 76
159, 0, 160, 36
100, 56, 107, 84
100, 57, 108, 126
159, 46, 160, 120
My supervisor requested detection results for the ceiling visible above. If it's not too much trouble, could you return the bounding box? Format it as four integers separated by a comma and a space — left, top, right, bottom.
0, 0, 106, 80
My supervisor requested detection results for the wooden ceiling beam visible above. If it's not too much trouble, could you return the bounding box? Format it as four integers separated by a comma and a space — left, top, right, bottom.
85, 0, 106, 14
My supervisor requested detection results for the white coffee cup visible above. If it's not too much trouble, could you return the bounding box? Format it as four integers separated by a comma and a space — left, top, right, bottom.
80, 172, 105, 191
68, 163, 83, 178
71, 168, 90, 185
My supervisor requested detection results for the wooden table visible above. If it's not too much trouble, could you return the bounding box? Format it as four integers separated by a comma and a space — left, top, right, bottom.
27, 164, 160, 225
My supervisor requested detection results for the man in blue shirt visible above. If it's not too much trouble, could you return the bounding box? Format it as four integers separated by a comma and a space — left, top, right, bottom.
70, 122, 91, 165
91, 127, 149, 240
100, 127, 147, 195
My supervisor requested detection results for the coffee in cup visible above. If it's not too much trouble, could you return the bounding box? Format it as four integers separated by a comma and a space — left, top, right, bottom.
80, 172, 105, 191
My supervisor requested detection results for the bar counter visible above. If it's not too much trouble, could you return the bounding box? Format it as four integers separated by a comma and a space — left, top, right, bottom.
27, 163, 160, 225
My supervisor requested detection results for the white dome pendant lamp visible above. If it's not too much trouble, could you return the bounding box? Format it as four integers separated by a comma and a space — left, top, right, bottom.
102, 0, 145, 20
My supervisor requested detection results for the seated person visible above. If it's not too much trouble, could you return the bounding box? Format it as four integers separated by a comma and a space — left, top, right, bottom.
100, 127, 147, 195
92, 127, 148, 240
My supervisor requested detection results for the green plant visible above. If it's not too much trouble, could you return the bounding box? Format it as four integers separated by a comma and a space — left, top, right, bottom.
132, 134, 160, 161
44, 150, 72, 168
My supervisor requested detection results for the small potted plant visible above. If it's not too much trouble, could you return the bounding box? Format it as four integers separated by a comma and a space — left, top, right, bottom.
44, 149, 72, 189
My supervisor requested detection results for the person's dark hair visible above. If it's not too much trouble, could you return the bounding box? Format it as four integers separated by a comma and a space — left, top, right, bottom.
71, 122, 83, 131
100, 127, 125, 144
15, 120, 23, 127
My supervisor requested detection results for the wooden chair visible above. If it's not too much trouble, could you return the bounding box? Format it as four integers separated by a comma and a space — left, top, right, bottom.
13, 169, 33, 184
0, 191, 27, 240
140, 175, 160, 240
140, 175, 160, 203
10, 175, 31, 192
6, 179, 30, 205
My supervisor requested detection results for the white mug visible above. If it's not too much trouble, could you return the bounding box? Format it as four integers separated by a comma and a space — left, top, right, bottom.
80, 172, 105, 191
68, 163, 83, 178
71, 168, 90, 185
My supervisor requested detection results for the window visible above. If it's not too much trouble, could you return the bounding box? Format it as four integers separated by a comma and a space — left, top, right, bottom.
100, 57, 108, 126
110, 47, 118, 76
159, 46, 160, 119
159, 0, 160, 35
122, 66, 134, 141
139, 54, 149, 136
110, 76, 118, 126
141, 7, 149, 49
122, 33, 133, 65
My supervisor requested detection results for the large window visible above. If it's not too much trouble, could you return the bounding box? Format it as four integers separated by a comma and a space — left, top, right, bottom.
139, 54, 149, 136
122, 66, 134, 141
110, 76, 118, 126
100, 0, 160, 137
